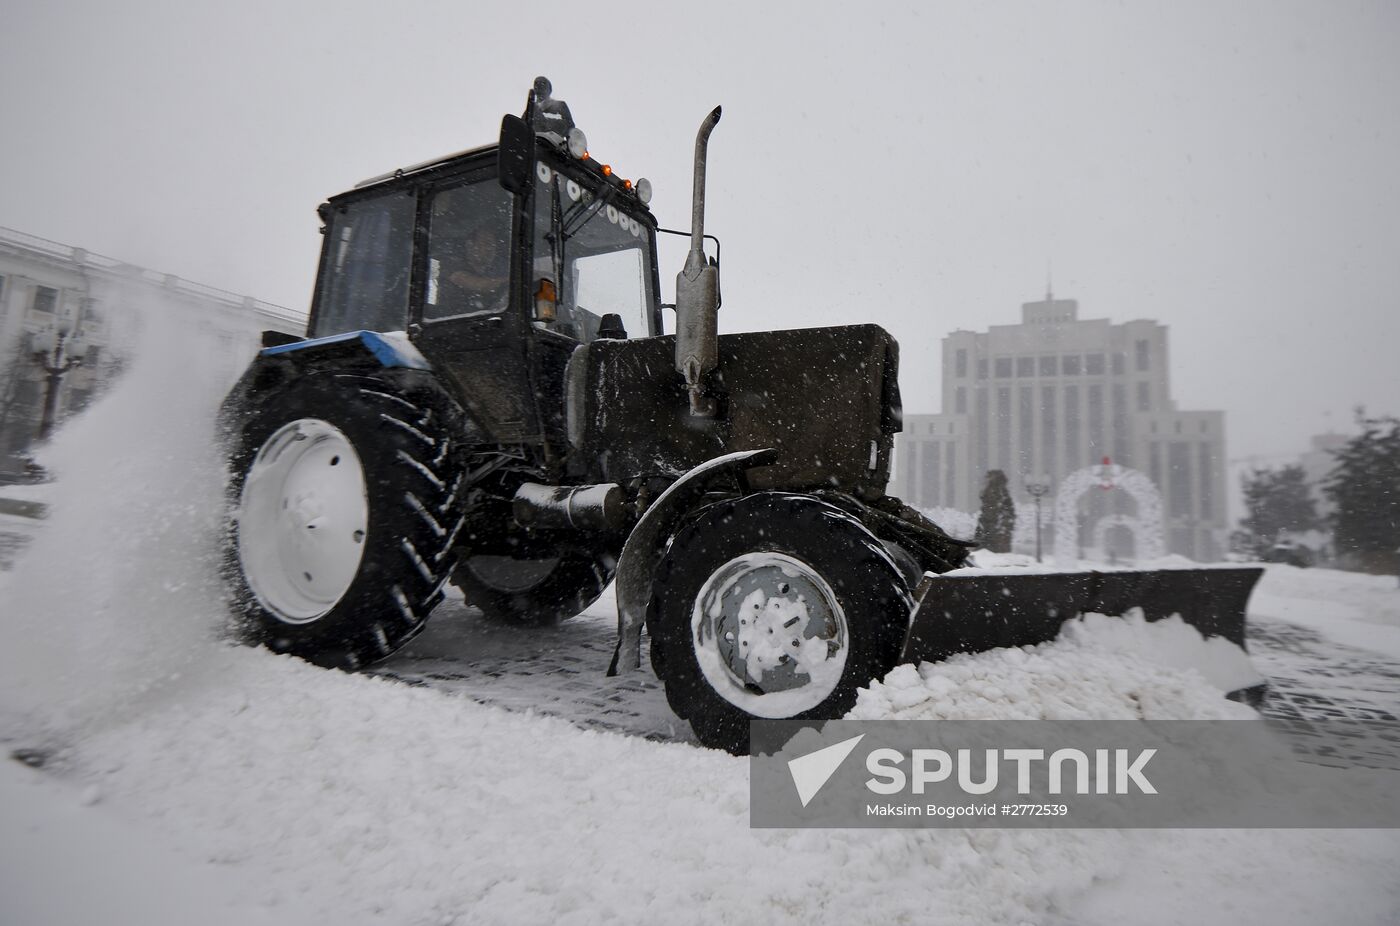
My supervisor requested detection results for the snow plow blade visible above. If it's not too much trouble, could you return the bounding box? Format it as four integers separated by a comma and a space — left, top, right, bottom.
902, 566, 1264, 665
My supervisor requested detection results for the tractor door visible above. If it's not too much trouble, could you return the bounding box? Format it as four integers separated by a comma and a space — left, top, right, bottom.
527, 158, 663, 459
413, 170, 539, 445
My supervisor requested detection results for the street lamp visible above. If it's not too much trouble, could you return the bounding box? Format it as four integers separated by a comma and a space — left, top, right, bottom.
1025, 475, 1051, 563
29, 323, 89, 441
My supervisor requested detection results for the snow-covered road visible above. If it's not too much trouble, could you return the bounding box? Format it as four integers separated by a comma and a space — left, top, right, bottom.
371, 586, 695, 744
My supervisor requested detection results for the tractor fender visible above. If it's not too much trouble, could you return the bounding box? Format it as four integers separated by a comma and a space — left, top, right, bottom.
608, 448, 776, 675
220, 331, 485, 447
257, 330, 433, 370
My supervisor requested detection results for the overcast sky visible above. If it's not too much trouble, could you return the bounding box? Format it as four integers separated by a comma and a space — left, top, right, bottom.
3, 0, 1397, 478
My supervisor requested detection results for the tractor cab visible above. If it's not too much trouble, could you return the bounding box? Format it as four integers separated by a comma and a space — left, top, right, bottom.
306, 78, 662, 453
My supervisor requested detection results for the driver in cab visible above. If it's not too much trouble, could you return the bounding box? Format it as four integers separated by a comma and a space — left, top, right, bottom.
443, 221, 510, 314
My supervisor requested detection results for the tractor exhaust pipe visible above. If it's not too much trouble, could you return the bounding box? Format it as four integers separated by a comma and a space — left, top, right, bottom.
514, 482, 626, 532
674, 106, 722, 417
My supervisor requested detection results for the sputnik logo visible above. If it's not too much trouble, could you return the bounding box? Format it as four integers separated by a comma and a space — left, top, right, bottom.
787, 733, 865, 807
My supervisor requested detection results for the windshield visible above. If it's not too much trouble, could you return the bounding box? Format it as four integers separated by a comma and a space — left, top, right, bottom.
532, 161, 657, 341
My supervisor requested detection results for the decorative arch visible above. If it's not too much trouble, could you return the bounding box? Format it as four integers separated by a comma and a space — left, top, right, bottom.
1091, 514, 1142, 560
1053, 464, 1164, 565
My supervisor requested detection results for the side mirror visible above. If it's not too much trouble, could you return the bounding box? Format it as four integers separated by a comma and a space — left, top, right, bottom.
498, 114, 535, 194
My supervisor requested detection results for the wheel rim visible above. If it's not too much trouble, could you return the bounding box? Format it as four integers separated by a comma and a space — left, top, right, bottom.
690, 552, 849, 718
237, 419, 368, 624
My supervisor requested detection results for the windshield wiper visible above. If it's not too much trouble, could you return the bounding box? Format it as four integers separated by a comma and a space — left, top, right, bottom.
560, 182, 618, 241
548, 179, 565, 292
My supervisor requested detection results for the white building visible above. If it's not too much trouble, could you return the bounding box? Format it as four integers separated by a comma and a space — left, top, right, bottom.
891, 293, 1228, 561
0, 225, 303, 474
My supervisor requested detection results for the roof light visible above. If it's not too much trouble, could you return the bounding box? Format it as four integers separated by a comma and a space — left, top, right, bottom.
567, 127, 588, 159
601, 164, 612, 177
623, 179, 633, 190
635, 177, 653, 204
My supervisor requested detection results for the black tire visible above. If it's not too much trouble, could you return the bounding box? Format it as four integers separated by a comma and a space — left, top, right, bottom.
452, 544, 615, 627
647, 492, 911, 754
223, 372, 465, 669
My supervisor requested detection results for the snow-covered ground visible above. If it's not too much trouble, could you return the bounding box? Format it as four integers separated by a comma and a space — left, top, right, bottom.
7, 625, 1400, 926
1250, 564, 1400, 662
0, 511, 40, 570
3, 301, 1399, 925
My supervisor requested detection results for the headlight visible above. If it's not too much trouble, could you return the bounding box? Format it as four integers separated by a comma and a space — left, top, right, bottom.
567, 127, 588, 159
635, 177, 653, 204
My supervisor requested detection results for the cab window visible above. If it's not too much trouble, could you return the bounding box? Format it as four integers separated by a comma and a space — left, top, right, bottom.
313, 192, 415, 337
424, 179, 514, 321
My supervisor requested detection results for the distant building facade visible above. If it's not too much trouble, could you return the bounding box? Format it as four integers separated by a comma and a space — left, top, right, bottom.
890, 294, 1228, 561
0, 225, 303, 474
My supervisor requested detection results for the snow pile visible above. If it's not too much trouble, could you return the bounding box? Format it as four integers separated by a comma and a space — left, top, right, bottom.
919, 505, 977, 540
55, 648, 1112, 926
2, 631, 1378, 926
839, 619, 1400, 926
961, 549, 1047, 570
951, 549, 1227, 574
2, 758, 333, 926
36, 643, 1389, 926
0, 287, 259, 745
849, 613, 1257, 722
1061, 611, 1264, 692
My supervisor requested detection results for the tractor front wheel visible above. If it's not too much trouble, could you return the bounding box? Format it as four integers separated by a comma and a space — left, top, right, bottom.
647, 492, 911, 754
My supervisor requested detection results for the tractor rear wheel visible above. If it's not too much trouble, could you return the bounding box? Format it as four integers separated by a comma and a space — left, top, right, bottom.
224, 373, 465, 669
452, 545, 615, 626
647, 492, 911, 754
